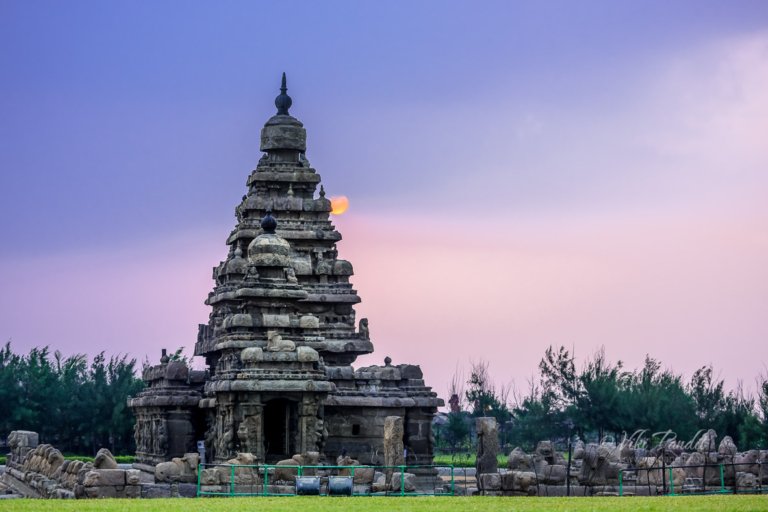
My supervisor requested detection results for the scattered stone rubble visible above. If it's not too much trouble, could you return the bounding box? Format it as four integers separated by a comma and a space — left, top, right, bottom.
472, 420, 768, 496
1, 421, 432, 498
468, 418, 768, 496
0, 431, 145, 499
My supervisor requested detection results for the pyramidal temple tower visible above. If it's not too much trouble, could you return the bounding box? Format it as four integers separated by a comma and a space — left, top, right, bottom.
129, 75, 442, 467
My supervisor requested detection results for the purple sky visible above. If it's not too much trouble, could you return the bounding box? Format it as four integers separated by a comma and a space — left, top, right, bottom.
1, 1, 767, 404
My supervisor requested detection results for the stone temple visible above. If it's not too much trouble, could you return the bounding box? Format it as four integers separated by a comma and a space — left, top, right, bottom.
128, 75, 443, 469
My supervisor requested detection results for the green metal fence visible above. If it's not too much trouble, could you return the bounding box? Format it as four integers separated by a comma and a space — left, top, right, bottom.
618, 462, 765, 496
196, 463, 455, 497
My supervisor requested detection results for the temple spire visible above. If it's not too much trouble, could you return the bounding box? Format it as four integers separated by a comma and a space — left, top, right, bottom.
275, 72, 292, 115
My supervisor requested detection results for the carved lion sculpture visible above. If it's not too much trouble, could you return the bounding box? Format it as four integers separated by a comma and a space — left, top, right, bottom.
359, 318, 370, 340
266, 330, 295, 352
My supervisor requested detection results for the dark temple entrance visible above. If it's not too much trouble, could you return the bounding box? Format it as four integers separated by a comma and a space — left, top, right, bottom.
264, 398, 297, 462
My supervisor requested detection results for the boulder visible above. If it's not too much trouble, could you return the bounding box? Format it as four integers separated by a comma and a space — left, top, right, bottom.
389, 471, 416, 492
718, 436, 737, 457
508, 447, 533, 470
696, 429, 718, 453
83, 469, 126, 487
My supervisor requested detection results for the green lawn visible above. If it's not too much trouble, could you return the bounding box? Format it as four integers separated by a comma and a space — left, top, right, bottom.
432, 453, 507, 467
0, 495, 765, 512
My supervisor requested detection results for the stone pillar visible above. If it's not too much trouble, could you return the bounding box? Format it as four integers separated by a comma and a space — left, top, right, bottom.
476, 417, 499, 476
299, 396, 320, 455
384, 416, 404, 481
384, 416, 405, 466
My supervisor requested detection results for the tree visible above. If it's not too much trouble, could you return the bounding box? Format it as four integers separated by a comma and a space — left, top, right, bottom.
538, 345, 579, 410
576, 348, 625, 440
0, 343, 144, 455
509, 379, 564, 450
465, 360, 512, 447
618, 356, 697, 441
441, 366, 469, 453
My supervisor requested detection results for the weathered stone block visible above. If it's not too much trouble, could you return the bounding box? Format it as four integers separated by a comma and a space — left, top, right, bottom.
501, 471, 516, 491
9, 431, 39, 449
513, 471, 537, 492
141, 483, 172, 498
479, 472, 501, 490
83, 469, 126, 487
124, 485, 141, 498
175, 483, 198, 498
240, 347, 263, 363
299, 315, 320, 328
389, 472, 416, 492
84, 485, 118, 498
262, 314, 290, 327
297, 346, 319, 362
539, 463, 567, 484
125, 469, 141, 485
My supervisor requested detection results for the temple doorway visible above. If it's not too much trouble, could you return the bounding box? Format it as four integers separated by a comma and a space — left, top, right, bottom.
263, 399, 297, 462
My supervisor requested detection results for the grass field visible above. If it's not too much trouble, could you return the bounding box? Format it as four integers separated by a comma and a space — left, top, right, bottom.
0, 495, 765, 512
432, 453, 507, 467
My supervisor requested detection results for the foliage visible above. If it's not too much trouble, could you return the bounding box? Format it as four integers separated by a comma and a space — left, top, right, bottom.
466, 345, 767, 451
0, 342, 144, 455
441, 412, 470, 454
465, 360, 512, 446
0, 496, 766, 512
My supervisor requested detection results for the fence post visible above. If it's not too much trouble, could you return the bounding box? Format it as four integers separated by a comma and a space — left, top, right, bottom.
566, 441, 572, 497
230, 464, 235, 497
196, 463, 202, 497
263, 464, 269, 497
618, 469, 623, 496
400, 465, 405, 496
450, 465, 455, 496
719, 464, 725, 493
668, 467, 675, 496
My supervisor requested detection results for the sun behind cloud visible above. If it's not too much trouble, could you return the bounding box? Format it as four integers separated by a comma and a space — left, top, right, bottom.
330, 195, 349, 215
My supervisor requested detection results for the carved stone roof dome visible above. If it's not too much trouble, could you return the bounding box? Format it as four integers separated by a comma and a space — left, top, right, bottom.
248, 234, 291, 267
223, 247, 248, 275
247, 211, 291, 267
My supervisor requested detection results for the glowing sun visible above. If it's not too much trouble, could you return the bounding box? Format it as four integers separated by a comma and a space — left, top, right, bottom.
330, 195, 349, 215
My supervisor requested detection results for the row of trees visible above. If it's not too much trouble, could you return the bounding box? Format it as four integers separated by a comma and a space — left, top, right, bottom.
436, 346, 768, 453
0, 343, 144, 455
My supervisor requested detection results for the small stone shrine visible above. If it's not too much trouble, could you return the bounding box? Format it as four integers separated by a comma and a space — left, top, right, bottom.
128, 74, 443, 468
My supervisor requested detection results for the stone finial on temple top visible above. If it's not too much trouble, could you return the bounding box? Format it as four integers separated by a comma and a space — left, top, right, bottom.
275, 72, 292, 115
261, 209, 277, 234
